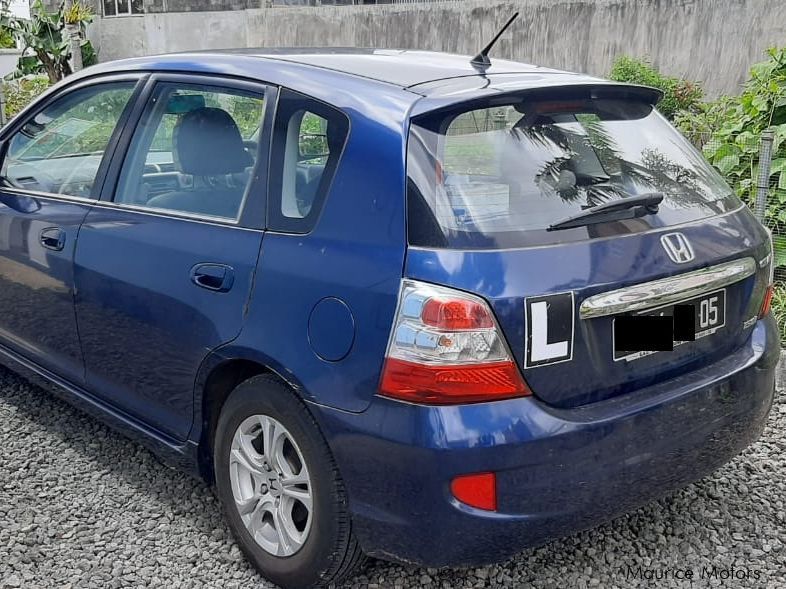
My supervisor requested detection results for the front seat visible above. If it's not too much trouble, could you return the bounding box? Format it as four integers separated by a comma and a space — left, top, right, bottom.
147, 107, 252, 219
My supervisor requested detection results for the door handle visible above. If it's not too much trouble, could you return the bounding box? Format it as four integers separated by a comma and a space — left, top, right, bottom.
190, 263, 234, 292
40, 227, 66, 251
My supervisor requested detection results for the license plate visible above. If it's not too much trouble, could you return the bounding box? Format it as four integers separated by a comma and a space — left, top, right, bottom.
613, 289, 726, 361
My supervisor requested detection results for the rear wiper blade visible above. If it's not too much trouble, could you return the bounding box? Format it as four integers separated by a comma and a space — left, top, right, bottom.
547, 193, 664, 231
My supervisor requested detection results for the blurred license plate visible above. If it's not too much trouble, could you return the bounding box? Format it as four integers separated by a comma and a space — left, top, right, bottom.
613, 289, 726, 361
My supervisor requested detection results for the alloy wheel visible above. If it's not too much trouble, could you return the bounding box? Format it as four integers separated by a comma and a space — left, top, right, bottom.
228, 414, 313, 556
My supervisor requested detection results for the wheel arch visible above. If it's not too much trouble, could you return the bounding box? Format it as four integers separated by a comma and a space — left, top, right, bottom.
193, 347, 310, 483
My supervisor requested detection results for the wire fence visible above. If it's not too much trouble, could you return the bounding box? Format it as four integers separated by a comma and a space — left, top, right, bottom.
684, 129, 785, 282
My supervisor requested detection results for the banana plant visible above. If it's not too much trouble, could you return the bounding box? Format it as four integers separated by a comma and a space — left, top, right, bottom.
0, 0, 95, 83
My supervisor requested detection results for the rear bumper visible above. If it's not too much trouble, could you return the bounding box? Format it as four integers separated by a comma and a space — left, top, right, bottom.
311, 317, 779, 567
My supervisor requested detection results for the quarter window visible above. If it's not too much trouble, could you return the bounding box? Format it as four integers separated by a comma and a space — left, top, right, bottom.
114, 83, 266, 221
0, 82, 136, 198
268, 89, 349, 233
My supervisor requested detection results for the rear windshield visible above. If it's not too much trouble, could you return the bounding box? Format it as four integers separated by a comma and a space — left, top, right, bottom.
407, 93, 740, 249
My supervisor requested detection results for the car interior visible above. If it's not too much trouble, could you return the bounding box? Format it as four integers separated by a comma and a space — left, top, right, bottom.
113, 91, 261, 220
0, 84, 338, 226
141, 105, 254, 219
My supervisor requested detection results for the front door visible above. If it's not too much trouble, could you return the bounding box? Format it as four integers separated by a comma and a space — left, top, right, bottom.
74, 76, 271, 440
0, 78, 140, 381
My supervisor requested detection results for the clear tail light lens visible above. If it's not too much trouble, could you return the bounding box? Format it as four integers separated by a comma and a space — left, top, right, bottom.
379, 280, 530, 404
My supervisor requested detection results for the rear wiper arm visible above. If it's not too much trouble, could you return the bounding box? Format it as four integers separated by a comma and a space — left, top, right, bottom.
547, 193, 664, 231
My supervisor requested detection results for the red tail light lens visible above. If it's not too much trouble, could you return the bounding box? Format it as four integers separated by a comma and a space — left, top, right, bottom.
760, 284, 774, 318
421, 298, 494, 330
379, 358, 528, 404
379, 280, 531, 405
451, 472, 497, 511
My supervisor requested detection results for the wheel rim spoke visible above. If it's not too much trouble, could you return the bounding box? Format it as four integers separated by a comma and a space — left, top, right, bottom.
231, 433, 264, 476
228, 414, 313, 557
273, 500, 300, 555
281, 477, 312, 512
267, 422, 289, 475
246, 497, 267, 532
235, 493, 258, 517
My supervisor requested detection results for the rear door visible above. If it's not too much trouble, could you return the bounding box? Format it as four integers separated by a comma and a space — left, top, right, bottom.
74, 74, 273, 440
405, 87, 772, 408
0, 77, 141, 382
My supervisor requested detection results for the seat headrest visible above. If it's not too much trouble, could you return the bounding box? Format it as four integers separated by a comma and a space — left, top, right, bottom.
172, 107, 252, 176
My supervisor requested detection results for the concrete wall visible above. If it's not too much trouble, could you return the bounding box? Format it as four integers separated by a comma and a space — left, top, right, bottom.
0, 50, 21, 79
91, 0, 786, 97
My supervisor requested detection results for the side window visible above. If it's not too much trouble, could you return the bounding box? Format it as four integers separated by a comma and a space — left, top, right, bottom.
269, 89, 349, 233
114, 82, 266, 221
1, 83, 136, 198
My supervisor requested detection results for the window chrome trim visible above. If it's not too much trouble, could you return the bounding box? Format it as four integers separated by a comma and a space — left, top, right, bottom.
0, 187, 96, 204
88, 200, 262, 231
0, 188, 257, 230
579, 257, 757, 319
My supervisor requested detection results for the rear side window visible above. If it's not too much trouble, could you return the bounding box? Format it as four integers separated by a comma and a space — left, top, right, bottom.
268, 89, 349, 233
407, 92, 740, 249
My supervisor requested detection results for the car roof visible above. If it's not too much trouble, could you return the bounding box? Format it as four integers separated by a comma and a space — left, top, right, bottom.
219, 48, 570, 89
69, 49, 648, 125
83, 48, 587, 95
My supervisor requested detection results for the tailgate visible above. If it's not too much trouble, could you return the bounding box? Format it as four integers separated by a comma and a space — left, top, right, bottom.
405, 208, 772, 408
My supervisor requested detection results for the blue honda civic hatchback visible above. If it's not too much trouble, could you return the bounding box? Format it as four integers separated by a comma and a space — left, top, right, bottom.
0, 48, 778, 588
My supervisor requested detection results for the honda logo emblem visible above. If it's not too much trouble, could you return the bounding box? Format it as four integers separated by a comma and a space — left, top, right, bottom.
660, 232, 694, 264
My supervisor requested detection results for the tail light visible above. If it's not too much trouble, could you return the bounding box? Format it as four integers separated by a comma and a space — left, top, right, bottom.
760, 284, 774, 318
760, 231, 775, 319
379, 280, 530, 404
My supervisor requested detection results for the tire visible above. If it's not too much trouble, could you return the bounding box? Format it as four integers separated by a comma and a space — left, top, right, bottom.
213, 374, 366, 589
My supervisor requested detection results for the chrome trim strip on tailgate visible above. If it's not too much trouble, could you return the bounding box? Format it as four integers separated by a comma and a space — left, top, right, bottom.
579, 257, 757, 319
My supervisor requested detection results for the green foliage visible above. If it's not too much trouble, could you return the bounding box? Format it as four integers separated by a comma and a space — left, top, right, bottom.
3, 76, 50, 120
228, 94, 265, 138
673, 47, 786, 342
675, 47, 786, 232
149, 90, 265, 153
0, 0, 94, 83
0, 25, 14, 49
609, 56, 704, 120
81, 36, 97, 68
1, 80, 132, 173
63, 1, 92, 25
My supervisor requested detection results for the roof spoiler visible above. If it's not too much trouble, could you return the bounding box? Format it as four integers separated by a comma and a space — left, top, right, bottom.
529, 83, 665, 105
409, 81, 665, 118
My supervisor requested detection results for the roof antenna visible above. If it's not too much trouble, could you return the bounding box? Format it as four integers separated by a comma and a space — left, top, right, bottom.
471, 12, 519, 71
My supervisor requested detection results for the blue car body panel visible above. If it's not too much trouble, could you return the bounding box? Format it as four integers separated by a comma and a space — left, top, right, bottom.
0, 193, 90, 383
74, 207, 264, 440
314, 317, 777, 565
405, 207, 770, 408
0, 49, 777, 567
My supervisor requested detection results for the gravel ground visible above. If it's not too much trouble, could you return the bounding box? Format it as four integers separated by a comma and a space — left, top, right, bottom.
1, 365, 785, 589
